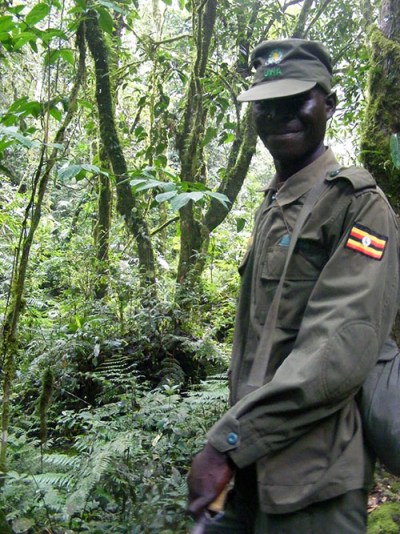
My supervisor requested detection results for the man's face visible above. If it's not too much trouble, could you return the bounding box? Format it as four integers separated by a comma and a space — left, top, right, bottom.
252, 87, 336, 163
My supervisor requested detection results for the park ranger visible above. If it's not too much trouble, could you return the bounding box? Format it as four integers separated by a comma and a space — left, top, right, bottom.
187, 39, 400, 533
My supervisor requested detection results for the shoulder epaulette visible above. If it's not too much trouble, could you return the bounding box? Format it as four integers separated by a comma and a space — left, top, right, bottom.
326, 165, 376, 191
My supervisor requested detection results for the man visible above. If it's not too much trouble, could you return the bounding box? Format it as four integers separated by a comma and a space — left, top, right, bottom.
187, 39, 400, 533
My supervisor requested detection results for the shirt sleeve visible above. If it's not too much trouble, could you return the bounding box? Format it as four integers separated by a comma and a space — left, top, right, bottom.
206, 189, 400, 468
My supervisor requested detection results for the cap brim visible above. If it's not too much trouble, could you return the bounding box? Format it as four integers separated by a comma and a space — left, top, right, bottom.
237, 79, 316, 102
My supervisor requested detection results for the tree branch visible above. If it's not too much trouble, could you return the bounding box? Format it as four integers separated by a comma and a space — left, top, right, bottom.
303, 0, 333, 36
151, 216, 179, 236
291, 0, 314, 38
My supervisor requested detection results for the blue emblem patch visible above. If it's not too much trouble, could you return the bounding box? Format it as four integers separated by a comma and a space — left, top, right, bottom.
278, 234, 291, 247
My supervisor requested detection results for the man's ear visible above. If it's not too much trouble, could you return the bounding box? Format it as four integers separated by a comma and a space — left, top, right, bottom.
325, 91, 337, 120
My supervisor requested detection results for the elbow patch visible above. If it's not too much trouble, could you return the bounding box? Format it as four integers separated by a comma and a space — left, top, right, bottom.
320, 321, 378, 402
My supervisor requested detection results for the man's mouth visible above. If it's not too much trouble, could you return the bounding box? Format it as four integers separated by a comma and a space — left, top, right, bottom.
265, 129, 303, 136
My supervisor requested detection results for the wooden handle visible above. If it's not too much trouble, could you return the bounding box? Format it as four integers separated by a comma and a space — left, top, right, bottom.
208, 486, 229, 513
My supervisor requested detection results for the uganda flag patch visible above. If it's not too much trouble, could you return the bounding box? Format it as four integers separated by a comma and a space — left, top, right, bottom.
345, 223, 388, 261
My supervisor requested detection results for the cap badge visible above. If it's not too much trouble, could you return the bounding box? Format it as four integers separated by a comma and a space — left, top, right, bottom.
266, 49, 284, 65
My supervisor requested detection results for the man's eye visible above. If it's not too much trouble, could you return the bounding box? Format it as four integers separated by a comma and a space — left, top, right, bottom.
253, 102, 271, 112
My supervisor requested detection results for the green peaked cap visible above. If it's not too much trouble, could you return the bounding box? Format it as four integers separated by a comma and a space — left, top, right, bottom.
238, 38, 333, 102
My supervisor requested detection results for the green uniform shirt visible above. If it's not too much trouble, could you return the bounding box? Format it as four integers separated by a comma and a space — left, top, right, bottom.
207, 148, 400, 514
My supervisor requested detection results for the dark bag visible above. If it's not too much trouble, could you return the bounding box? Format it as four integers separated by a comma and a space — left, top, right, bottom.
359, 338, 400, 476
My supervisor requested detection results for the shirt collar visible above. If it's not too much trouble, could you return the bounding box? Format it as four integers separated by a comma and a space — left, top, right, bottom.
264, 147, 339, 207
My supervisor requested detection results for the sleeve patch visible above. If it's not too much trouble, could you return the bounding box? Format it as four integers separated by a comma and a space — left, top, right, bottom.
345, 223, 388, 261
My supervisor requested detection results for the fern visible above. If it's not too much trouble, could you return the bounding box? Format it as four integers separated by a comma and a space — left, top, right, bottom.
41, 453, 80, 469
32, 472, 75, 489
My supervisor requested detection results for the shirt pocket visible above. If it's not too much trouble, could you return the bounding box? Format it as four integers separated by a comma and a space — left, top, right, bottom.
256, 241, 327, 328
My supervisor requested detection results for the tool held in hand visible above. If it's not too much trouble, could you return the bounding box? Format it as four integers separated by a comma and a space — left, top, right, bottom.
191, 489, 227, 534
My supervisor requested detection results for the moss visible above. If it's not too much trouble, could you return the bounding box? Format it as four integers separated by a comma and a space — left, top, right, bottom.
390, 480, 400, 494
360, 26, 400, 205
368, 502, 400, 534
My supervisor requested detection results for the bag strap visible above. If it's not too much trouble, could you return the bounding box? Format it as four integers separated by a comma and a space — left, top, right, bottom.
247, 172, 335, 389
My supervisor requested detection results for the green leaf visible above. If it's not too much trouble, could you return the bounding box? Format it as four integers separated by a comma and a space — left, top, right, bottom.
169, 191, 205, 211
223, 133, 235, 144
57, 164, 81, 181
0, 126, 33, 148
186, 192, 204, 202
8, 98, 41, 119
131, 178, 165, 192
40, 27, 68, 43
0, 16, 14, 32
180, 181, 206, 192
154, 155, 167, 168
97, 0, 125, 13
81, 163, 107, 175
12, 517, 35, 534
14, 31, 38, 50
45, 142, 64, 149
170, 193, 192, 211
29, 39, 38, 53
155, 191, 177, 203
58, 163, 107, 181
0, 32, 11, 42
49, 107, 62, 121
202, 126, 218, 147
25, 3, 50, 26
390, 133, 400, 169
97, 7, 114, 34
9, 5, 26, 16
178, 0, 185, 8
161, 0, 172, 4
207, 191, 230, 209
236, 217, 246, 232
46, 48, 74, 66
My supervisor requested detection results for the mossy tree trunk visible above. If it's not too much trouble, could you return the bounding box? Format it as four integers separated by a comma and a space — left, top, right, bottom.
94, 149, 112, 300
361, 0, 400, 209
176, 0, 262, 295
176, 0, 318, 297
93, 14, 124, 300
360, 0, 400, 343
85, 10, 157, 290
0, 24, 86, 477
176, 0, 218, 289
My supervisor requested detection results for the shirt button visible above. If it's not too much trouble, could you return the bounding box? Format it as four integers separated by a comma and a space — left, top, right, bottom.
226, 432, 238, 445
329, 169, 340, 177
271, 192, 277, 201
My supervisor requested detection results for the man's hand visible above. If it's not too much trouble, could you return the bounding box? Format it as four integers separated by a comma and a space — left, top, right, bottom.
187, 442, 234, 519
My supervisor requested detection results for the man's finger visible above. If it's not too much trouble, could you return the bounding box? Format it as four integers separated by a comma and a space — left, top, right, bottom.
187, 495, 214, 519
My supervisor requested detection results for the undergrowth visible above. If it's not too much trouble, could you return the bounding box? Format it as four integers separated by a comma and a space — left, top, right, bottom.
2, 373, 228, 533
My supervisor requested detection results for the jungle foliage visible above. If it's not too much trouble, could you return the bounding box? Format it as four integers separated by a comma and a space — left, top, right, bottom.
0, 0, 399, 531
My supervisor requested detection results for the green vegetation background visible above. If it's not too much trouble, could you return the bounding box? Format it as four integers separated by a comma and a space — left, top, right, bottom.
0, 0, 399, 532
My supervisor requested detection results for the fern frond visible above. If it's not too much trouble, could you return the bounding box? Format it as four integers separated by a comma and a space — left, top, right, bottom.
32, 471, 75, 489
41, 453, 80, 470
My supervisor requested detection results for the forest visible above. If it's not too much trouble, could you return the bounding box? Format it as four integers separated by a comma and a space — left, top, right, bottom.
0, 0, 400, 532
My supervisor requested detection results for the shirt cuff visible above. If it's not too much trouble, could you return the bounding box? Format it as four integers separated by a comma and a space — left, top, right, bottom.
206, 411, 270, 469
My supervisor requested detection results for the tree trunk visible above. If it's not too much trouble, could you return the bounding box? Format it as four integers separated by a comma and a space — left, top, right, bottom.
176, 0, 319, 291
360, 0, 400, 209
85, 10, 157, 288
176, 0, 218, 286
360, 0, 400, 343
0, 23, 86, 477
204, 105, 258, 233
94, 149, 112, 299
